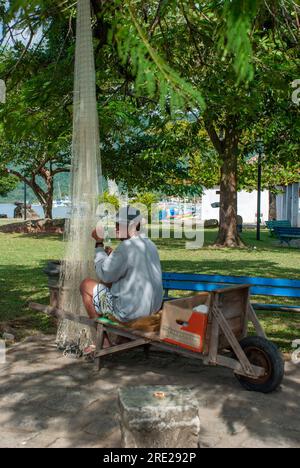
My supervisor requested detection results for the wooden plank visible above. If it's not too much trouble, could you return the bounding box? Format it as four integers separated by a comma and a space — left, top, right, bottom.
218, 287, 249, 321
95, 338, 148, 358
242, 295, 250, 339
208, 294, 220, 366
163, 292, 210, 310
248, 304, 267, 338
95, 324, 105, 371
150, 340, 204, 360
102, 323, 161, 343
211, 304, 257, 377
216, 355, 265, 378
214, 308, 242, 320
213, 284, 251, 295
29, 302, 95, 328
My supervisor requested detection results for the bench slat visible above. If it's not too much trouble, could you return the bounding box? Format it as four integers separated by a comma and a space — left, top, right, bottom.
273, 227, 300, 241
162, 272, 300, 289
266, 220, 291, 226
162, 280, 300, 298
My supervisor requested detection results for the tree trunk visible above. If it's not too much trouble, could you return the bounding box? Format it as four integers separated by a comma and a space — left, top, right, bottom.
39, 168, 54, 219
204, 116, 243, 248
42, 184, 53, 219
269, 191, 277, 220
215, 149, 244, 247
42, 198, 53, 219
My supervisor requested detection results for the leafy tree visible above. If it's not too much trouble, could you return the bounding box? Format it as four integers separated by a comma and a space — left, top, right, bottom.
0, 172, 18, 197
146, 0, 300, 246
1, 0, 299, 242
0, 5, 74, 218
96, 0, 300, 245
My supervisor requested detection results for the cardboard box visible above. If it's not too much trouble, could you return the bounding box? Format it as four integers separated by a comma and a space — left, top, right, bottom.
160, 293, 211, 353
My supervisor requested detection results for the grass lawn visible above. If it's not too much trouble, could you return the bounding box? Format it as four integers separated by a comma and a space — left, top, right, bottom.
0, 226, 299, 352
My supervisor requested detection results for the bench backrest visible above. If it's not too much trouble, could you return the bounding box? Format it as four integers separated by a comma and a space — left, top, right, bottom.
162, 272, 300, 299
266, 220, 291, 229
274, 227, 300, 235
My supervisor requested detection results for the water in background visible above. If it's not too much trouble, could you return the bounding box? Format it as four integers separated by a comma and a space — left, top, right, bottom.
0, 203, 70, 219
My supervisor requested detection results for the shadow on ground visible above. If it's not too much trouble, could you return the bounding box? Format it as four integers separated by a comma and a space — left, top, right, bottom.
0, 336, 299, 448
0, 263, 55, 336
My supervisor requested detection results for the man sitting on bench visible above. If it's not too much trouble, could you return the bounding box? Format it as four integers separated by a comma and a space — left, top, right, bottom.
80, 206, 164, 329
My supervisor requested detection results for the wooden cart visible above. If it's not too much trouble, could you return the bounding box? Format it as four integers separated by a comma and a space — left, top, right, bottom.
30, 284, 284, 394
93, 285, 284, 393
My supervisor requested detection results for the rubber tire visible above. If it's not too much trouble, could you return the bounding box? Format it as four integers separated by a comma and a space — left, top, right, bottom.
235, 336, 285, 394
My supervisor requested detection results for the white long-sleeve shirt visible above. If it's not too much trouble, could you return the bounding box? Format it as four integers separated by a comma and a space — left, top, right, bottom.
94, 234, 164, 322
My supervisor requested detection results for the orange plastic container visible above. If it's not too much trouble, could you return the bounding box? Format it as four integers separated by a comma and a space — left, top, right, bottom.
160, 293, 210, 353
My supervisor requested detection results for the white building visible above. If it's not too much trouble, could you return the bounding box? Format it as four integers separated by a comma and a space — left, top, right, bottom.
201, 188, 269, 224
276, 183, 300, 227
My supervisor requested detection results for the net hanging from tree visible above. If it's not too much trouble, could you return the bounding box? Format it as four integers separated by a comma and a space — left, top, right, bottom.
56, 0, 102, 351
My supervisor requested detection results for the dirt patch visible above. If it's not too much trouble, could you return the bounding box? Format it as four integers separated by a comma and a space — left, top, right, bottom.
0, 219, 65, 234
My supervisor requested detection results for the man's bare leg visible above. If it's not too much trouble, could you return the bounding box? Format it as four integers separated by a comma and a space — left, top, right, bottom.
80, 278, 99, 319
80, 278, 115, 351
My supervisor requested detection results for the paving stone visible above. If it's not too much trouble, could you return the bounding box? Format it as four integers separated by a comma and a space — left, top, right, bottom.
0, 430, 41, 448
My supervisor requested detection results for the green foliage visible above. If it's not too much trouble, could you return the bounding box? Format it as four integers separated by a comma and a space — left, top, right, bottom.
220, 0, 260, 82
100, 112, 205, 195
131, 191, 159, 209
1, 0, 299, 213
111, 2, 205, 114
239, 159, 300, 192
0, 7, 73, 209
131, 191, 159, 223
0, 173, 18, 196
99, 191, 120, 210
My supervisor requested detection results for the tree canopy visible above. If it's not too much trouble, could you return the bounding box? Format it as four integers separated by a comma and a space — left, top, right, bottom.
0, 0, 299, 240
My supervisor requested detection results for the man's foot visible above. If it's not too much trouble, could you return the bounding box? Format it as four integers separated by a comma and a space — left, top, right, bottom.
83, 337, 112, 357
83, 344, 96, 356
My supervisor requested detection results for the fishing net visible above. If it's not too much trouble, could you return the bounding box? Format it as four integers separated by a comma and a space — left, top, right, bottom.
56, 0, 102, 351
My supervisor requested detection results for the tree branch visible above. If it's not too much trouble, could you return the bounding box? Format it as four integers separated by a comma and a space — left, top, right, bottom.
148, 0, 164, 38
5, 28, 34, 79
180, 0, 205, 66
52, 167, 70, 176
6, 169, 32, 187
204, 117, 224, 155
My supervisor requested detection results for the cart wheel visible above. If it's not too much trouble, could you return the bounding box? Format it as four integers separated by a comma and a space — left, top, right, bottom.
235, 336, 284, 394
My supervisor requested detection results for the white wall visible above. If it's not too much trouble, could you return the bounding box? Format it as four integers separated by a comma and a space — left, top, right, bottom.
201, 188, 269, 224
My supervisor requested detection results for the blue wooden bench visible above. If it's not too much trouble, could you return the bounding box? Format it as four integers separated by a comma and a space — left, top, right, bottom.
162, 272, 300, 312
273, 227, 300, 246
265, 220, 291, 237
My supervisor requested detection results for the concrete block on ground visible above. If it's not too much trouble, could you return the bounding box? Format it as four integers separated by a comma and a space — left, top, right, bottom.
118, 386, 200, 448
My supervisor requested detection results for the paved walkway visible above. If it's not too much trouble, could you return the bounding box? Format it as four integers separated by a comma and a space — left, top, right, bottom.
0, 335, 299, 448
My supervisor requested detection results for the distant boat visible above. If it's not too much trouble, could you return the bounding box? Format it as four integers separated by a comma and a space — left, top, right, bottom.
53, 182, 71, 208
53, 197, 71, 208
